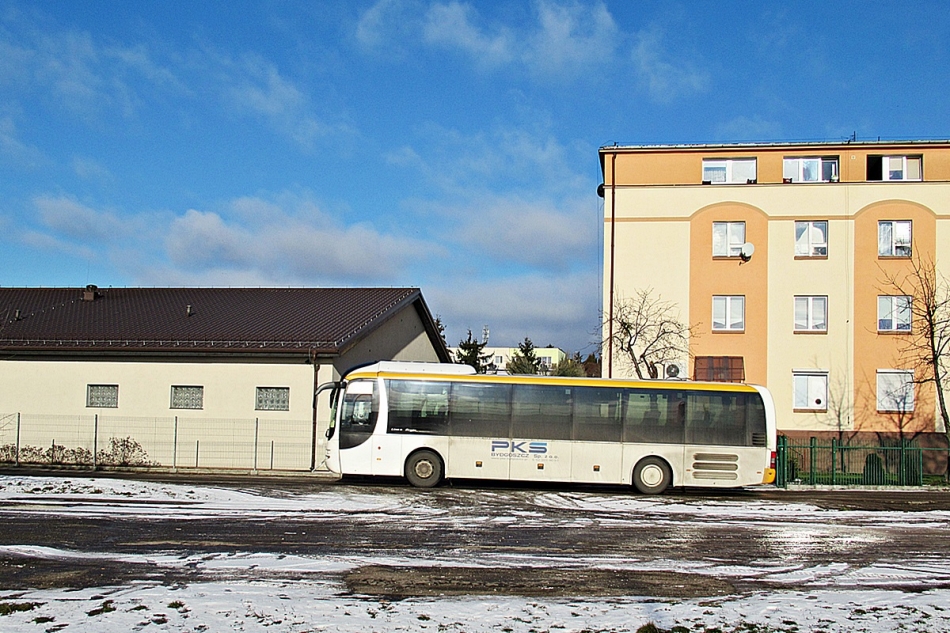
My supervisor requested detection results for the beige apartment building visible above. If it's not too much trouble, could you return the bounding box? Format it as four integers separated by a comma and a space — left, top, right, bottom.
600, 140, 950, 438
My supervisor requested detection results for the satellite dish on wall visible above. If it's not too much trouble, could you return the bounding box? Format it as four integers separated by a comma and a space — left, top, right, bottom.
739, 242, 755, 263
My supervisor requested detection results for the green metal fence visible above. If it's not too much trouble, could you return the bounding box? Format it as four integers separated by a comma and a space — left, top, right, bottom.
776, 436, 950, 487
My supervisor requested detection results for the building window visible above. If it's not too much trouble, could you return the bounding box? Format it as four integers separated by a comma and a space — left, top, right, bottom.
793, 372, 828, 411
878, 220, 912, 257
794, 296, 828, 332
712, 296, 745, 331
867, 155, 922, 182
783, 157, 838, 182
877, 370, 914, 412
794, 220, 828, 257
703, 158, 756, 184
256, 387, 290, 411
87, 384, 118, 408
693, 356, 745, 382
171, 386, 204, 410
878, 296, 912, 332
712, 221, 746, 257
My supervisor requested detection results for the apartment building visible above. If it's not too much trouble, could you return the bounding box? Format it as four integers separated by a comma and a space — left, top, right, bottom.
599, 140, 950, 437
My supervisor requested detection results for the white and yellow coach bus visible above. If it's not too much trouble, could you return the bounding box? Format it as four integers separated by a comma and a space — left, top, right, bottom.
320, 362, 776, 494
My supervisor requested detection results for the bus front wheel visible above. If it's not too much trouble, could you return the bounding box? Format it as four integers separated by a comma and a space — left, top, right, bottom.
633, 456, 672, 494
405, 450, 443, 488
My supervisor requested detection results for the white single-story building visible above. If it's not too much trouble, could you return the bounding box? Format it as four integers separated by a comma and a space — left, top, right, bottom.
0, 286, 449, 472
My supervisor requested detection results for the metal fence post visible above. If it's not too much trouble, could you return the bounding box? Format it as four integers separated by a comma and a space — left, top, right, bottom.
253, 418, 259, 473
15, 412, 20, 467
776, 436, 787, 488
93, 414, 99, 470
172, 416, 178, 471
809, 437, 817, 485
195, 440, 199, 469
899, 440, 906, 486
830, 438, 837, 486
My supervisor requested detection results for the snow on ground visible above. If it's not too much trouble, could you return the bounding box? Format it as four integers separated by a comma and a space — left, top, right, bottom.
2, 475, 950, 632
3, 580, 950, 633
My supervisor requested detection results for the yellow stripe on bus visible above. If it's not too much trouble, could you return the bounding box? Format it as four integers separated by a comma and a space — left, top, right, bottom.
345, 370, 760, 393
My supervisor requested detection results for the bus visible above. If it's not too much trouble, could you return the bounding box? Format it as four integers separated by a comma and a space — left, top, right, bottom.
320, 361, 776, 494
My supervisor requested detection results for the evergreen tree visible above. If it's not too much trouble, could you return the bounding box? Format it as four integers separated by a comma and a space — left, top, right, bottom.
582, 353, 602, 378
455, 329, 491, 373
506, 337, 542, 374
552, 354, 585, 377
433, 314, 447, 346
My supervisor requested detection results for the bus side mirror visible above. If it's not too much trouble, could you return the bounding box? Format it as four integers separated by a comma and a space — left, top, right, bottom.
326, 426, 335, 440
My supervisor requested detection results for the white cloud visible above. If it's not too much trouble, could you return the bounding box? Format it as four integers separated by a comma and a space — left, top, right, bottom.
217, 53, 350, 149
384, 123, 596, 274
431, 270, 601, 352
631, 25, 710, 102
0, 115, 45, 168
71, 156, 113, 182
522, 0, 617, 77
2, 13, 341, 149
164, 195, 443, 285
356, 0, 418, 49
33, 195, 129, 243
450, 195, 596, 270
423, 2, 513, 67
419, 1, 617, 80
18, 229, 98, 261
395, 122, 588, 197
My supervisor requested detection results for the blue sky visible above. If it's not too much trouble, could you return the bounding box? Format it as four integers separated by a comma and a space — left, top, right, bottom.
2, 1, 949, 354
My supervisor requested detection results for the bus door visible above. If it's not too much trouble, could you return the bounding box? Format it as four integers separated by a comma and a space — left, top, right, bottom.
571, 386, 625, 484
508, 384, 573, 482
337, 379, 379, 476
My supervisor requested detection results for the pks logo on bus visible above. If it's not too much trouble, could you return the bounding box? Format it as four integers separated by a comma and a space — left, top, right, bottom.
491, 440, 547, 454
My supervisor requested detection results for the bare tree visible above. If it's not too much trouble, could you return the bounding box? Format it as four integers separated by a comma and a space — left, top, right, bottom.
880, 255, 950, 441
815, 370, 854, 444
607, 289, 693, 380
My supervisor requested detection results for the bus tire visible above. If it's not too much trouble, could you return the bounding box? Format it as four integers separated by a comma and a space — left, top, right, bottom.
633, 456, 672, 494
405, 450, 443, 488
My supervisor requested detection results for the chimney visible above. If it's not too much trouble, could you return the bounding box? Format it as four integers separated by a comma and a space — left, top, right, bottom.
82, 284, 99, 302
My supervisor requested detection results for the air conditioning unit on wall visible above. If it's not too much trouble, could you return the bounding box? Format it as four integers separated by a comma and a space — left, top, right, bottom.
663, 361, 688, 380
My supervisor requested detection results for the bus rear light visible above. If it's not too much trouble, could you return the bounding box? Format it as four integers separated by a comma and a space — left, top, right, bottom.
770, 451, 776, 469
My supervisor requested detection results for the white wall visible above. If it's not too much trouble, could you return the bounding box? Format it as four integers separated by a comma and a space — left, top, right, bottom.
0, 359, 319, 471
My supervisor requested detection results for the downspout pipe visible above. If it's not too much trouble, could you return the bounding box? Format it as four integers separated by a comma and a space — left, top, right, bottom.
310, 348, 319, 471
608, 152, 617, 378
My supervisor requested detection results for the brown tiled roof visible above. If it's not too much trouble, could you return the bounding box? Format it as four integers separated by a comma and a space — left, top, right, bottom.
0, 286, 447, 360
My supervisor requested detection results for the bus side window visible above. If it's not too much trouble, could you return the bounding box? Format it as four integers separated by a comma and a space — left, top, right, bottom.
573, 386, 622, 442
624, 390, 683, 444
386, 380, 450, 435
685, 392, 746, 446
449, 382, 511, 438
511, 384, 572, 440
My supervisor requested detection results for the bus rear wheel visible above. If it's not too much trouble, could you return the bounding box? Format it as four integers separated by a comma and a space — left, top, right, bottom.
405, 450, 443, 488
633, 456, 672, 494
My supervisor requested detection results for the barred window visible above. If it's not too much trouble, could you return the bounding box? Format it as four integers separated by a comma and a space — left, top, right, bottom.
87, 384, 118, 408
256, 387, 290, 411
693, 356, 745, 383
171, 386, 204, 409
